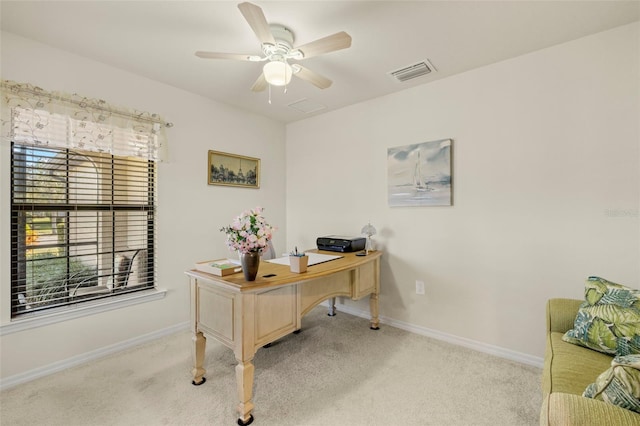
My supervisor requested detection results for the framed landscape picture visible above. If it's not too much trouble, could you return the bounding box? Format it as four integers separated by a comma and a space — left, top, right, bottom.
387, 139, 452, 207
208, 150, 260, 188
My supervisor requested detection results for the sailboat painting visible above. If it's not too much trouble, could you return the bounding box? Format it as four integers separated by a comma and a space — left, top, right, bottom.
387, 139, 452, 207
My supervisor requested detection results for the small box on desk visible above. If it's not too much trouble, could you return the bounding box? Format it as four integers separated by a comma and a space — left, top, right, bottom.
289, 255, 308, 273
195, 259, 242, 276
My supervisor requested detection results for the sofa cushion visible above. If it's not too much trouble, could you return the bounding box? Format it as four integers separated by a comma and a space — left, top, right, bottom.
562, 277, 640, 356
544, 331, 614, 395
541, 392, 640, 426
547, 298, 583, 334
583, 354, 640, 414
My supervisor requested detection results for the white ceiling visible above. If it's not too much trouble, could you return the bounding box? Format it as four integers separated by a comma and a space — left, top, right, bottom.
1, 1, 639, 123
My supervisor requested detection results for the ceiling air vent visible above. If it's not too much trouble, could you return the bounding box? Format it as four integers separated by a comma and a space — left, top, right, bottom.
288, 98, 327, 114
389, 60, 436, 83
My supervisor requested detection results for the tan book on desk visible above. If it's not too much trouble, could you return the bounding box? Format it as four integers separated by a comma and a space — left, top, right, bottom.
194, 259, 242, 276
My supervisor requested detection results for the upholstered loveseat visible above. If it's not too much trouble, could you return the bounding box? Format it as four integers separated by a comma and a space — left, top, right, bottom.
541, 298, 640, 425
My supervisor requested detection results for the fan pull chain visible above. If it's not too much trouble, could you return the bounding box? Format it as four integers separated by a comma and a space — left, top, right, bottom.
268, 84, 272, 104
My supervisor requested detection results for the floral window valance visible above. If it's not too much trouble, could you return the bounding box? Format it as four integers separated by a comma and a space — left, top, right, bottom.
1, 80, 172, 161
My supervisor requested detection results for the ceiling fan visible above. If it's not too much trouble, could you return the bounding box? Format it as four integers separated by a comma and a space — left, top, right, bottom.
195, 2, 352, 92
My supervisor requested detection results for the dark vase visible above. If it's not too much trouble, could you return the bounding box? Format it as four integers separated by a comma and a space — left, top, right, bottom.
239, 251, 260, 281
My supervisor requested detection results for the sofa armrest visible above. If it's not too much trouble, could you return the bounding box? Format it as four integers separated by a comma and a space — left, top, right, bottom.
546, 299, 582, 334
541, 392, 640, 426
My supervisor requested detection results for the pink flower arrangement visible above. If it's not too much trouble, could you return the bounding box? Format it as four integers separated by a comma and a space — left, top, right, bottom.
220, 207, 275, 254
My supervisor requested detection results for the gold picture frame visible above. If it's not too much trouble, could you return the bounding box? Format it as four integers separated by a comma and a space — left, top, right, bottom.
208, 150, 260, 188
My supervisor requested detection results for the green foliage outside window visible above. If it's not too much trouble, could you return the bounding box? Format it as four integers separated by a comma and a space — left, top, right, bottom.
22, 254, 97, 309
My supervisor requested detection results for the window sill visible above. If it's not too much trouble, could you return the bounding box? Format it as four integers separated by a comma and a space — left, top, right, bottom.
0, 289, 167, 336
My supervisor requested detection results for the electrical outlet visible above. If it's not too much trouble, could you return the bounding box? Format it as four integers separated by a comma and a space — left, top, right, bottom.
416, 280, 425, 295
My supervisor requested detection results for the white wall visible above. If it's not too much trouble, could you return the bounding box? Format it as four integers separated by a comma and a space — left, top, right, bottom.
285, 22, 640, 360
0, 32, 287, 381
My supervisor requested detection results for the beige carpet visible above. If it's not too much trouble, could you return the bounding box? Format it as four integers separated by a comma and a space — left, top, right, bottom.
0, 306, 542, 426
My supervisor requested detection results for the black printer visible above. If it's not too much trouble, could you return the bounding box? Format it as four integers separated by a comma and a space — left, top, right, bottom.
316, 235, 366, 253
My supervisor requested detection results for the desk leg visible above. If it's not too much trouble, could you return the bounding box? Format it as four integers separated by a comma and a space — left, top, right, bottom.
191, 331, 207, 385
369, 292, 380, 330
327, 297, 336, 316
236, 359, 255, 425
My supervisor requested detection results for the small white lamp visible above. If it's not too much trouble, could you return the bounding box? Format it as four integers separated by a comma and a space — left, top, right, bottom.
263, 60, 293, 86
361, 222, 377, 254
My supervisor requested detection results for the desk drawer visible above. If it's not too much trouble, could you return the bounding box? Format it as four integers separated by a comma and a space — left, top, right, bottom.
352, 260, 378, 299
255, 285, 297, 347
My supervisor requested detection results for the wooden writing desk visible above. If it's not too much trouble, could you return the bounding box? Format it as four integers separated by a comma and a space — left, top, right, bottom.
185, 249, 381, 425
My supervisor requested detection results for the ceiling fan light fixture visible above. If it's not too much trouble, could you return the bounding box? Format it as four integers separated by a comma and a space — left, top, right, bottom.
195, 3, 351, 92
263, 60, 292, 86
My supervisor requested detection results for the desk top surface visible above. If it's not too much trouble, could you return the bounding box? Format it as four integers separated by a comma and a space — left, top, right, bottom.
186, 249, 381, 292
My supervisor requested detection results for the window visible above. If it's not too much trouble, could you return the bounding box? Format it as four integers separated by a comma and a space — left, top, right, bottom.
1, 81, 168, 319
11, 144, 156, 316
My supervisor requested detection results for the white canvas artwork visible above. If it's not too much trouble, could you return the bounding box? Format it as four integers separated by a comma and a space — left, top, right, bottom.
387, 139, 452, 207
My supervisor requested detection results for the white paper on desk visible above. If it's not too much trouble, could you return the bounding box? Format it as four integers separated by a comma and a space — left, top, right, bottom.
266, 252, 342, 266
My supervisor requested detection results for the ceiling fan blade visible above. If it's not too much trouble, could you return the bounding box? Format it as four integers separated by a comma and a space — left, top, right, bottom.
251, 73, 268, 92
293, 65, 332, 89
195, 51, 257, 61
238, 2, 275, 45
294, 31, 352, 59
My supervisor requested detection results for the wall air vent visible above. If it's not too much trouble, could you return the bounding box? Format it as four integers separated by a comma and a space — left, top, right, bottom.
389, 60, 436, 83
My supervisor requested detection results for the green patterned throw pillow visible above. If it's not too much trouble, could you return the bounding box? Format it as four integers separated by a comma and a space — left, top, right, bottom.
562, 277, 640, 355
583, 354, 640, 414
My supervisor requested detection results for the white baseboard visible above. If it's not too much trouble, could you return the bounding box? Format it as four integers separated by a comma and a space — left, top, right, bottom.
0, 321, 190, 391
331, 302, 544, 369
